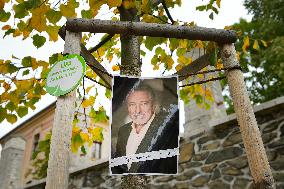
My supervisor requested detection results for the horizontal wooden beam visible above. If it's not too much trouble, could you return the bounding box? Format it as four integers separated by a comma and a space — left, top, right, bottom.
59, 26, 112, 88
66, 18, 237, 44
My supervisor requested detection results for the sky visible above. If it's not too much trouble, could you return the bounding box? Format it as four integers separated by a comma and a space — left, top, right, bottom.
0, 0, 252, 141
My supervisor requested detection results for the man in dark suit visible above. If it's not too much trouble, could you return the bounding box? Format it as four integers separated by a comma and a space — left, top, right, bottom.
111, 84, 179, 174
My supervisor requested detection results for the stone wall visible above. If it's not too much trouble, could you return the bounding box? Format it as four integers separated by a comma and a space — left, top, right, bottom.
0, 137, 26, 189
24, 97, 284, 189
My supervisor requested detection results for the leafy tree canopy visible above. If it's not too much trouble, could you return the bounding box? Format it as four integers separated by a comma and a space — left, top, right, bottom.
230, 0, 284, 106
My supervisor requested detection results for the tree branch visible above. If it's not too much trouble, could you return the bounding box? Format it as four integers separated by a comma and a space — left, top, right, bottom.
162, 0, 175, 24
179, 76, 226, 87
84, 76, 111, 89
66, 18, 237, 44
88, 34, 115, 53
59, 26, 112, 88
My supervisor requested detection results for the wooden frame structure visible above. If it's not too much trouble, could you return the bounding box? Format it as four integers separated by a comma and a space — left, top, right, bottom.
46, 18, 275, 189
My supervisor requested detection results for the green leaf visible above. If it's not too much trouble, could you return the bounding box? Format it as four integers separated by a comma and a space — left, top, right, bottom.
22, 56, 32, 67
195, 94, 203, 104
209, 12, 214, 20
0, 107, 7, 122
209, 48, 217, 66
253, 40, 260, 50
32, 34, 46, 48
46, 9, 62, 24
6, 102, 16, 111
23, 69, 30, 76
17, 106, 28, 118
80, 145, 87, 155
0, 10, 11, 22
105, 89, 111, 99
4, 29, 15, 37
49, 53, 59, 65
140, 50, 146, 56
13, 3, 28, 18
176, 48, 186, 57
23, 0, 42, 10
155, 47, 165, 55
169, 38, 179, 51
17, 21, 26, 31
180, 89, 189, 104
81, 9, 93, 19
144, 37, 166, 51
7, 63, 18, 74
6, 114, 17, 124
196, 5, 206, 11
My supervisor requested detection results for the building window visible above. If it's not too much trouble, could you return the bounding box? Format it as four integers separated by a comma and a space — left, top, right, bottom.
93, 142, 101, 159
32, 133, 40, 153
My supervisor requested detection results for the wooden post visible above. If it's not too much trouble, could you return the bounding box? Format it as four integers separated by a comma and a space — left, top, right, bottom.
118, 6, 148, 189
221, 44, 275, 189
45, 31, 81, 189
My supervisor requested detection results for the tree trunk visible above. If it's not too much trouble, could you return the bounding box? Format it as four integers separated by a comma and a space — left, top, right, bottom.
119, 5, 148, 189
45, 31, 81, 189
221, 44, 275, 189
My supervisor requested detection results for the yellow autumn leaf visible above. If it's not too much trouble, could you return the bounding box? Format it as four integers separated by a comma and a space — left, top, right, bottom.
107, 0, 122, 8
31, 58, 38, 70
80, 132, 90, 142
179, 39, 188, 48
153, 64, 159, 70
2, 25, 10, 30
15, 79, 34, 91
89, 0, 105, 16
253, 40, 259, 50
193, 40, 204, 48
141, 14, 154, 23
123, 0, 135, 9
60, 0, 79, 18
3, 81, 10, 91
107, 53, 113, 62
0, 0, 9, 9
46, 25, 60, 41
90, 127, 103, 142
178, 56, 191, 65
242, 36, 250, 53
175, 64, 182, 71
97, 47, 106, 57
30, 4, 49, 32
216, 0, 221, 8
86, 85, 95, 93
224, 25, 232, 30
13, 29, 21, 37
164, 55, 174, 70
112, 65, 120, 71
261, 40, 268, 47
82, 96, 95, 108
72, 125, 81, 136
142, 0, 150, 14
6, 114, 17, 124
22, 29, 31, 39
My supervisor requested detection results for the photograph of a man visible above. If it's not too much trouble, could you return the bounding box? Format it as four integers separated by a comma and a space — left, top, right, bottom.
110, 76, 179, 175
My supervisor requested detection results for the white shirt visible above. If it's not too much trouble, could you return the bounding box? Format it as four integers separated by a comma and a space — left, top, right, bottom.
126, 114, 155, 169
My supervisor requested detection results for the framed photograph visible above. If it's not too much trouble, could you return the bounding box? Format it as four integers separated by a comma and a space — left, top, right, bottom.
110, 76, 179, 175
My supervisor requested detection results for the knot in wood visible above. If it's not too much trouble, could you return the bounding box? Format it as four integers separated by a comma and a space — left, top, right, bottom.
223, 48, 232, 58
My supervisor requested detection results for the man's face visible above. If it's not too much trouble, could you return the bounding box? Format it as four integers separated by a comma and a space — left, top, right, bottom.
127, 90, 155, 125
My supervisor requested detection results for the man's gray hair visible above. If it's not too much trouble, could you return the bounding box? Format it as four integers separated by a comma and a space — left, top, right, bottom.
126, 84, 156, 103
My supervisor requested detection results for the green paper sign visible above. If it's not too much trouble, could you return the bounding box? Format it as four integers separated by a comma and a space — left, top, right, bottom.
46, 54, 86, 96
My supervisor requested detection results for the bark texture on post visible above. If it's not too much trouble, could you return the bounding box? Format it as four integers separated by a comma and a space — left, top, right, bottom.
119, 8, 141, 76
221, 44, 275, 189
119, 6, 147, 189
45, 31, 81, 189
